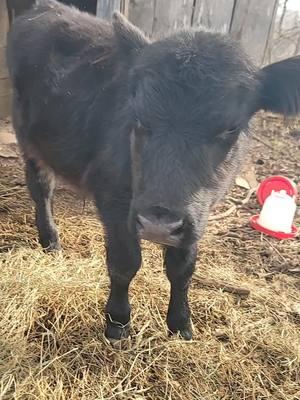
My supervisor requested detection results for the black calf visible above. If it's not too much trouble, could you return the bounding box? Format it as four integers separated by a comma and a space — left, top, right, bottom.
7, 0, 300, 340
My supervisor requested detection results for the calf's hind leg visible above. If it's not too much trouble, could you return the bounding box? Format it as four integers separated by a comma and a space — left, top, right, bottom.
25, 159, 60, 251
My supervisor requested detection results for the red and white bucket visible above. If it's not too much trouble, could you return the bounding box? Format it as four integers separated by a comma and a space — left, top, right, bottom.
250, 176, 299, 239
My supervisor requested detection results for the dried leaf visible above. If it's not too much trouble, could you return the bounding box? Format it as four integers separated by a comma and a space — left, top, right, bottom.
0, 132, 17, 145
235, 176, 251, 190
236, 163, 258, 190
0, 145, 18, 158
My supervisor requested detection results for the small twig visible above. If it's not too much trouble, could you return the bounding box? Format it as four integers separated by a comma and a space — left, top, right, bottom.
81, 199, 86, 214
227, 196, 242, 205
36, 347, 78, 376
196, 278, 250, 297
243, 317, 275, 330
253, 134, 274, 150
209, 188, 256, 221
262, 238, 286, 261
209, 204, 237, 221
240, 187, 257, 205
91, 52, 111, 65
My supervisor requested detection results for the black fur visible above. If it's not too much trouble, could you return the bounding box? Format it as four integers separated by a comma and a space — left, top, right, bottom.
259, 56, 300, 115
6, 0, 97, 25
7, 0, 300, 341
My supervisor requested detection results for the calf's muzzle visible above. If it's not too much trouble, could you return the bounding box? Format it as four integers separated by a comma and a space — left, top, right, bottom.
136, 206, 184, 247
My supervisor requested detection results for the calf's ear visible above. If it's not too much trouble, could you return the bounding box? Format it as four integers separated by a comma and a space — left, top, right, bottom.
257, 56, 300, 116
112, 11, 150, 53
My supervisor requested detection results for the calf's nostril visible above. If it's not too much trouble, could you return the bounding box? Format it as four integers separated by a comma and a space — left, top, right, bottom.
135, 213, 184, 246
136, 213, 184, 240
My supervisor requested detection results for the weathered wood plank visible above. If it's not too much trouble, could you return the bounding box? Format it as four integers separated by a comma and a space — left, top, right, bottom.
96, 0, 121, 20
230, 0, 279, 65
0, 78, 11, 97
192, 0, 235, 33
120, 0, 130, 17
0, 47, 9, 79
261, 1, 279, 65
0, 0, 9, 45
0, 1, 11, 118
0, 79, 12, 119
130, 0, 195, 39
152, 0, 195, 38
128, 0, 155, 37
0, 98, 11, 119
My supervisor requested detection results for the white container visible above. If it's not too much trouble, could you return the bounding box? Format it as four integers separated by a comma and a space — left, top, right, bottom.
257, 190, 296, 233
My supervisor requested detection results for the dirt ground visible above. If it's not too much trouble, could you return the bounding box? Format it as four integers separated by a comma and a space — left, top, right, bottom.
0, 113, 299, 400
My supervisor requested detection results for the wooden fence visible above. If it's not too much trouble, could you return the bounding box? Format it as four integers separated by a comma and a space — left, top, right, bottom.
0, 1, 11, 119
0, 0, 279, 119
127, 0, 279, 65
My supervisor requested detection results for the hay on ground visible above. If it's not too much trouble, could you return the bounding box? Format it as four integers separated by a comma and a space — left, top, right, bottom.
0, 113, 299, 400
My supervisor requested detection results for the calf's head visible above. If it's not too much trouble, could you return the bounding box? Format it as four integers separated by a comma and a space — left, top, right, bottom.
113, 13, 300, 247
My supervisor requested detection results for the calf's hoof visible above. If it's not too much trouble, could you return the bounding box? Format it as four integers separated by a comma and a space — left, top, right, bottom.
105, 314, 130, 343
39, 237, 61, 252
167, 318, 193, 340
43, 241, 62, 252
168, 327, 193, 341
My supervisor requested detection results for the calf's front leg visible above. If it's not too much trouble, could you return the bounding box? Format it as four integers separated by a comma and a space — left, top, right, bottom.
164, 244, 197, 340
103, 218, 141, 341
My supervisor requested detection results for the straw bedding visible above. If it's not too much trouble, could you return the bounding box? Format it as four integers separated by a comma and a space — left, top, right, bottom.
0, 113, 299, 399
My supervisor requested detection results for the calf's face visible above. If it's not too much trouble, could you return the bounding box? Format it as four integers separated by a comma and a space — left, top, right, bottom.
129, 34, 258, 247
113, 13, 300, 248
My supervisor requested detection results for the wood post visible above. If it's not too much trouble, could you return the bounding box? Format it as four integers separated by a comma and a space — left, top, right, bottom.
192, 0, 235, 33
129, 0, 194, 38
0, 0, 11, 119
128, 0, 156, 37
96, 0, 121, 20
229, 0, 279, 65
120, 0, 129, 18
127, 0, 279, 65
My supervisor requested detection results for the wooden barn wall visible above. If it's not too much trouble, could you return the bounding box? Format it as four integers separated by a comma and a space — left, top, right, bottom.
97, 0, 121, 19
128, 0, 279, 65
192, 0, 236, 33
229, 0, 279, 65
0, 0, 11, 119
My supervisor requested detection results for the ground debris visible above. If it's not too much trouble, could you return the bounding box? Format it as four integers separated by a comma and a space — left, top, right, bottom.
0, 112, 299, 399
